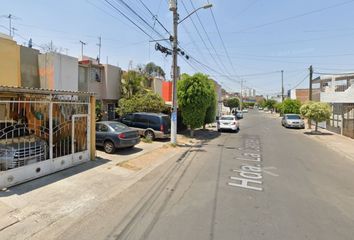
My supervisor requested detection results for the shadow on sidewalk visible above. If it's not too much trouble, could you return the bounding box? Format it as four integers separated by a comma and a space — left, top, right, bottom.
96, 146, 144, 155
304, 131, 333, 136
0, 158, 110, 197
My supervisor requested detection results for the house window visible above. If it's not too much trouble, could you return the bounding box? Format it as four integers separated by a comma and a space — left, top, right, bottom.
91, 68, 102, 82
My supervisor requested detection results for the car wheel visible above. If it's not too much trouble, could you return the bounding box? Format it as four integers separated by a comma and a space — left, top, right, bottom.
104, 140, 115, 154
144, 130, 155, 141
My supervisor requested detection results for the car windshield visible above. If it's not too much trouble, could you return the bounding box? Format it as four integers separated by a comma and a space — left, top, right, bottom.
220, 116, 234, 120
0, 122, 30, 139
287, 115, 301, 120
109, 122, 129, 131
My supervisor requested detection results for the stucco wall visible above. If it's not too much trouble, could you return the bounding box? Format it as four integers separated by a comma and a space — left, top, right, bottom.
20, 46, 40, 88
153, 77, 163, 97
103, 64, 121, 100
321, 85, 354, 103
0, 35, 21, 87
39, 53, 78, 91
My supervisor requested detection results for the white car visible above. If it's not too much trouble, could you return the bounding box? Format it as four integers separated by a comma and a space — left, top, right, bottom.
217, 115, 240, 132
242, 108, 248, 113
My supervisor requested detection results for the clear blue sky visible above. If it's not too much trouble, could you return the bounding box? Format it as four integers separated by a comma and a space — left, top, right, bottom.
1, 0, 354, 95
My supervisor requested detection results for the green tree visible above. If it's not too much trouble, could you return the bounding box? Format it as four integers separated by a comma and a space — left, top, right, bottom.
264, 99, 277, 110
177, 73, 212, 136
144, 62, 165, 78
203, 79, 217, 128
300, 102, 331, 132
224, 98, 239, 112
121, 70, 145, 98
117, 91, 165, 116
279, 99, 302, 114
96, 101, 103, 121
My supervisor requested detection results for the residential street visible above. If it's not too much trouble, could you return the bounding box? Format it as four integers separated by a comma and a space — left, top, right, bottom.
42, 110, 354, 240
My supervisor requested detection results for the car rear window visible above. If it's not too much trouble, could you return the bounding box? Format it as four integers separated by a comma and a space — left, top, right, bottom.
287, 115, 301, 120
220, 116, 234, 120
162, 116, 171, 127
109, 122, 129, 131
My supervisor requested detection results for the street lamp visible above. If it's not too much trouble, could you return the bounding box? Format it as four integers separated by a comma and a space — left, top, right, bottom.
169, 1, 212, 144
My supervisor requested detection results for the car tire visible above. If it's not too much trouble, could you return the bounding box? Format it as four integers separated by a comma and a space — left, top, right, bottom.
144, 130, 155, 141
104, 140, 115, 154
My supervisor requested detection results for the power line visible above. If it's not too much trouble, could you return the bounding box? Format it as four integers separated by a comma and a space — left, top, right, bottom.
207, 1, 238, 76
137, 0, 171, 36
289, 73, 309, 90
180, 0, 227, 76
103, 0, 156, 40
112, 0, 167, 41
234, 0, 354, 33
188, 0, 233, 76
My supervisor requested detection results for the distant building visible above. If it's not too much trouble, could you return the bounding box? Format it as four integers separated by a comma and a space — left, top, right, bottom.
312, 74, 354, 138
162, 80, 172, 103
290, 88, 310, 103
0, 33, 21, 87
20, 45, 40, 88
79, 58, 121, 120
39, 52, 79, 92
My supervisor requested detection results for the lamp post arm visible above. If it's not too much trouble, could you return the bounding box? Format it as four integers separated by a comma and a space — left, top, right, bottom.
178, 6, 204, 25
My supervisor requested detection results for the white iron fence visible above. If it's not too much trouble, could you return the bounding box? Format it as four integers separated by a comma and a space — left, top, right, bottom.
0, 91, 92, 188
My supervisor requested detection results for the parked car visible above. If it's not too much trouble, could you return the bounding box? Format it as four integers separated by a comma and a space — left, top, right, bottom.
242, 108, 248, 113
0, 120, 48, 170
236, 111, 243, 119
217, 115, 240, 132
119, 112, 171, 141
281, 114, 305, 129
96, 121, 140, 154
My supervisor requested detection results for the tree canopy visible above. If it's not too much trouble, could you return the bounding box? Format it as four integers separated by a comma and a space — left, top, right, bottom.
278, 99, 302, 114
300, 101, 331, 132
144, 62, 165, 78
117, 91, 166, 116
204, 79, 217, 127
121, 70, 145, 99
224, 98, 239, 112
177, 73, 214, 134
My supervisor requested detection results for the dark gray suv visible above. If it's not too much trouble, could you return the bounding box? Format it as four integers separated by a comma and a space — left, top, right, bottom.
120, 113, 171, 140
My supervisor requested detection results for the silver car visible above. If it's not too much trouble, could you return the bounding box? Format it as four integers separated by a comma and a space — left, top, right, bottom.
281, 114, 305, 129
0, 121, 48, 170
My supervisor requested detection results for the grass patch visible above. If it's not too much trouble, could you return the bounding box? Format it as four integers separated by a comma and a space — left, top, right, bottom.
141, 137, 153, 143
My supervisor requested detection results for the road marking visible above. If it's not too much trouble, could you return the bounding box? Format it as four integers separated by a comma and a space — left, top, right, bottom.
229, 136, 265, 192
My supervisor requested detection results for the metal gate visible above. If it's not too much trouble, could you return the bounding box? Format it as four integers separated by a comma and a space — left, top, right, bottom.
0, 87, 93, 188
343, 104, 354, 139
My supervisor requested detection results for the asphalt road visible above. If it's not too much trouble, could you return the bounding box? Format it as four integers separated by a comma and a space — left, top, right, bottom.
56, 110, 354, 240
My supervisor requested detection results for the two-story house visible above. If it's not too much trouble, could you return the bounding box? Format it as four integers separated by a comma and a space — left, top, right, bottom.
312, 74, 354, 138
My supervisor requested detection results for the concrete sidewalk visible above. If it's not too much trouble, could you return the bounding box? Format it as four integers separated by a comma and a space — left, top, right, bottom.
262, 111, 354, 161
0, 133, 202, 240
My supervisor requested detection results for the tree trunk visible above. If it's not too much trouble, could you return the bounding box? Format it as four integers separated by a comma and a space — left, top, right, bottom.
307, 118, 312, 129
315, 121, 318, 132
190, 128, 194, 138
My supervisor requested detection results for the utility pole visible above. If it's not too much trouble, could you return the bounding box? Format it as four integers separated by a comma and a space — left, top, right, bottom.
240, 79, 244, 111
7, 14, 12, 36
97, 36, 102, 64
170, 0, 178, 144
309, 65, 313, 101
79, 40, 87, 60
281, 70, 284, 102
308, 65, 313, 129
11, 27, 17, 38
